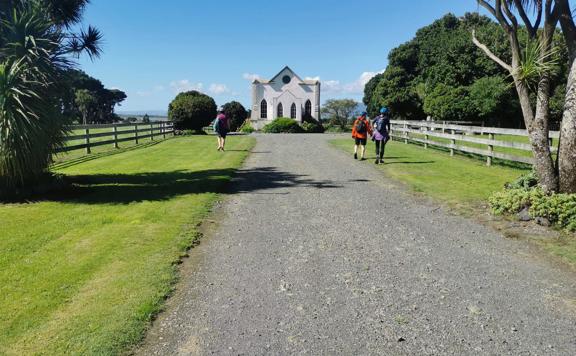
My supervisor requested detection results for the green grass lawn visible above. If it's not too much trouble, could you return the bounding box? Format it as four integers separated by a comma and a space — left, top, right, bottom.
331, 138, 576, 267
0, 135, 254, 355
331, 139, 529, 210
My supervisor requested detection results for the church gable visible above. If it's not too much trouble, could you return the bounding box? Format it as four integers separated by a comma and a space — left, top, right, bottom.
269, 66, 303, 85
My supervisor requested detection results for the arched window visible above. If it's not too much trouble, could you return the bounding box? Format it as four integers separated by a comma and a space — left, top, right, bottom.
290, 103, 297, 119
304, 100, 312, 117
260, 99, 267, 119
277, 103, 283, 118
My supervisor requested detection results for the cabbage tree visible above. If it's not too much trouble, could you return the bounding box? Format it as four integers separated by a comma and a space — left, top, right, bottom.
0, 0, 101, 190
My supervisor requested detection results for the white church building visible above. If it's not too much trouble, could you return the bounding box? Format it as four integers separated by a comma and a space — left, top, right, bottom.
250, 66, 321, 129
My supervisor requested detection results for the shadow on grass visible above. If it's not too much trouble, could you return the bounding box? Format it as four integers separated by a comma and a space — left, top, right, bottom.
43, 167, 341, 204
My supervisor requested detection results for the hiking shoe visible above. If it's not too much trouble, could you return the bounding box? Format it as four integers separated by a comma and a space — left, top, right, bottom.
380, 159, 385, 164
354, 153, 358, 160
375, 159, 380, 165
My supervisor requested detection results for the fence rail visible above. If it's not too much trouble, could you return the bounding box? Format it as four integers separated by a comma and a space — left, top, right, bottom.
56, 121, 174, 154
390, 120, 559, 166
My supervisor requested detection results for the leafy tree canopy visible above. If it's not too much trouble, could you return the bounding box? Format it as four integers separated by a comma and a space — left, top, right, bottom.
221, 101, 248, 132
363, 13, 568, 127
168, 91, 217, 131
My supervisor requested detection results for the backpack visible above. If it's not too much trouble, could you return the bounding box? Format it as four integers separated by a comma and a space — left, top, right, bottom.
213, 118, 222, 132
355, 118, 367, 134
376, 116, 388, 133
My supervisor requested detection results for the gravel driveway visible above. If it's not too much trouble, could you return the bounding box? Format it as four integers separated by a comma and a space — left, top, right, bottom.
138, 134, 576, 355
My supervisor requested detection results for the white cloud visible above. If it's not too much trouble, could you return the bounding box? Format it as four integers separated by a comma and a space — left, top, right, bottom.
209, 83, 230, 95
321, 70, 384, 95
170, 80, 204, 94
243, 73, 261, 81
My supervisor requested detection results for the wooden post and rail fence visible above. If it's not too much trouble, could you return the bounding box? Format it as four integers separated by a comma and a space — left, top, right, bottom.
389, 120, 559, 166
55, 121, 174, 154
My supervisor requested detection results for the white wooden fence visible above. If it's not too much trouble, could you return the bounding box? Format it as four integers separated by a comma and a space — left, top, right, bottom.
57, 121, 174, 154
390, 120, 559, 166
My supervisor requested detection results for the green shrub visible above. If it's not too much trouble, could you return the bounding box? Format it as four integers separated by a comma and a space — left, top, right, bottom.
221, 101, 248, 131
262, 118, 304, 133
239, 120, 255, 133
302, 121, 325, 133
168, 90, 217, 131
488, 188, 533, 215
489, 187, 576, 232
505, 171, 539, 190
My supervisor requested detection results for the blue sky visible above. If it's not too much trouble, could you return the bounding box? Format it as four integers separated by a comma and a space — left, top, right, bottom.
77, 0, 484, 113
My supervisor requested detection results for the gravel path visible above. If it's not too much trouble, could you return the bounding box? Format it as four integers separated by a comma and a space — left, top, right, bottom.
138, 134, 576, 355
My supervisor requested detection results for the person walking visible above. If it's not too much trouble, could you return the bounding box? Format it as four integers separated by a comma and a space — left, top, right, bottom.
214, 110, 229, 151
351, 112, 372, 160
372, 107, 391, 164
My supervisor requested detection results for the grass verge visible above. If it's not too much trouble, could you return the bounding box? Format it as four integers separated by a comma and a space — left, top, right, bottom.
330, 138, 576, 266
0, 135, 254, 355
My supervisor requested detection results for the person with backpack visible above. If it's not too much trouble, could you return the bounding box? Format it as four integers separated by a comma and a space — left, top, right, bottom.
351, 112, 372, 160
213, 110, 229, 151
372, 107, 391, 164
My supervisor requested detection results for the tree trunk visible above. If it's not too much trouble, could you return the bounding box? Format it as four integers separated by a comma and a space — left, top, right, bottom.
514, 77, 559, 192
558, 58, 576, 193
557, 0, 576, 193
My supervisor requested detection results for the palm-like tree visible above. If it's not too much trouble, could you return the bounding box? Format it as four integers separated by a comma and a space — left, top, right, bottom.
0, 0, 102, 191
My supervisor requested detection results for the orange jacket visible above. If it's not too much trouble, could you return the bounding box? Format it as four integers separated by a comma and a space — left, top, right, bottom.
352, 117, 373, 139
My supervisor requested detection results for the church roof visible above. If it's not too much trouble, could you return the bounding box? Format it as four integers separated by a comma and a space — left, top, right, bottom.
252, 66, 319, 85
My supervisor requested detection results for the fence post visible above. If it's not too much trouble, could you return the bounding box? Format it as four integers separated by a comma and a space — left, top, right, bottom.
85, 127, 91, 154
404, 122, 408, 144
424, 123, 429, 149
113, 125, 119, 149
134, 123, 139, 145
487, 133, 494, 166
162, 122, 166, 139
150, 122, 154, 141
450, 129, 455, 156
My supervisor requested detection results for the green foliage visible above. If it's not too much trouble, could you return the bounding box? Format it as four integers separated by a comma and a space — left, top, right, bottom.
239, 120, 255, 133
363, 13, 566, 126
302, 121, 324, 133
423, 84, 476, 122
61, 70, 126, 124
490, 170, 576, 232
489, 188, 536, 215
321, 99, 358, 129
0, 1, 102, 190
221, 101, 247, 131
468, 76, 519, 126
168, 90, 217, 131
262, 118, 304, 133
74, 89, 97, 124
505, 170, 539, 190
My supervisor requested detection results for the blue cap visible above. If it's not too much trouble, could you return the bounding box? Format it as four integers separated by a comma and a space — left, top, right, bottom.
361, 111, 368, 117
380, 107, 389, 114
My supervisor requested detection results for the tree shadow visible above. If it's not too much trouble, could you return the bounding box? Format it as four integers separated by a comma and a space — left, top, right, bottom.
41, 167, 341, 205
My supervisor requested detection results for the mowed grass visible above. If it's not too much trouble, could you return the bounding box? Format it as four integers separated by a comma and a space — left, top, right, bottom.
0, 135, 254, 355
330, 139, 529, 211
